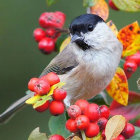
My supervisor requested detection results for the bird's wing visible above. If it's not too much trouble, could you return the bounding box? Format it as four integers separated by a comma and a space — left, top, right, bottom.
40, 43, 79, 77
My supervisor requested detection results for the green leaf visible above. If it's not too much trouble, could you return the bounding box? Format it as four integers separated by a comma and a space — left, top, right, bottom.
88, 91, 112, 105
112, 0, 140, 12
131, 127, 140, 139
83, 0, 96, 7
48, 114, 71, 138
28, 127, 48, 140
46, 0, 57, 6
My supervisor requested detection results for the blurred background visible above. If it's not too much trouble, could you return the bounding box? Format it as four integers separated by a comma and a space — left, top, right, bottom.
0, 0, 139, 139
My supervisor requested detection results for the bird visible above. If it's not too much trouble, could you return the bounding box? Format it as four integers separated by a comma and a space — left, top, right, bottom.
0, 14, 122, 123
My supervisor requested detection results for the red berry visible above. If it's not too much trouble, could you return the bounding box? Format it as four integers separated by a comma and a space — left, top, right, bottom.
39, 12, 65, 28
109, 0, 119, 10
135, 119, 140, 127
75, 115, 90, 130
99, 105, 110, 119
53, 88, 67, 101
55, 11, 66, 21
122, 123, 135, 139
28, 78, 39, 91
65, 119, 78, 133
67, 105, 81, 119
49, 101, 65, 115
84, 103, 100, 122
124, 60, 137, 75
38, 37, 55, 54
75, 99, 89, 113
33, 28, 46, 42
35, 100, 50, 112
49, 134, 65, 140
126, 51, 140, 67
113, 135, 125, 140
97, 117, 108, 131
85, 123, 100, 138
46, 28, 57, 37
34, 79, 50, 95
41, 72, 60, 86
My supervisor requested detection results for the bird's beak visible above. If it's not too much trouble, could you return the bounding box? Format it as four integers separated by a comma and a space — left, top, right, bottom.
71, 34, 83, 43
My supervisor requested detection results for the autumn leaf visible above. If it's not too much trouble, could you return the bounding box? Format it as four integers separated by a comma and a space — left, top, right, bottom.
117, 21, 140, 57
112, 0, 140, 12
110, 91, 140, 120
107, 20, 118, 36
26, 95, 41, 104
105, 115, 126, 140
90, 0, 109, 21
106, 67, 129, 106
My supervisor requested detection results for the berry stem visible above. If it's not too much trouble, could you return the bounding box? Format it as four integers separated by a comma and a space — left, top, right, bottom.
55, 28, 69, 34
81, 130, 86, 140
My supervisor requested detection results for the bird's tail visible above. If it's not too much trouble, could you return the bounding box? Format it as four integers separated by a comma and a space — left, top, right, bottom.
0, 92, 34, 124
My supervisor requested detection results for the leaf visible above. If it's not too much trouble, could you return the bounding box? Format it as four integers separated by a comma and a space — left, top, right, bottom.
83, 0, 96, 7
26, 95, 41, 105
59, 36, 71, 52
112, 0, 140, 12
110, 91, 140, 120
131, 127, 140, 140
117, 21, 140, 57
33, 96, 52, 109
105, 115, 126, 140
106, 67, 129, 106
28, 127, 48, 140
90, 0, 109, 21
46, 0, 57, 6
106, 20, 118, 36
49, 114, 71, 138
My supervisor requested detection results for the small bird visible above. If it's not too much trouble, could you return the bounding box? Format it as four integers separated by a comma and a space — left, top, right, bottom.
0, 14, 122, 123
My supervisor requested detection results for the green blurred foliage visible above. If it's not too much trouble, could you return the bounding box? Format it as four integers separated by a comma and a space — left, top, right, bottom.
0, 0, 139, 139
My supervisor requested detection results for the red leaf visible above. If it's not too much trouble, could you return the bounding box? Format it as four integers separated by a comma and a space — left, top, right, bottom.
110, 91, 140, 120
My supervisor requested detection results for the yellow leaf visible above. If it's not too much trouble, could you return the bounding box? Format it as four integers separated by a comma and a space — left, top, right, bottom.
90, 0, 109, 21
47, 82, 65, 96
106, 67, 129, 106
33, 96, 52, 109
59, 36, 71, 52
105, 115, 126, 140
25, 95, 41, 105
107, 20, 118, 36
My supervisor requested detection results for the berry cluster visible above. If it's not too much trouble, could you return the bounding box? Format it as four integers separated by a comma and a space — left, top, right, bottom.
28, 72, 66, 115
124, 51, 140, 78
65, 99, 135, 139
66, 100, 109, 138
33, 11, 66, 54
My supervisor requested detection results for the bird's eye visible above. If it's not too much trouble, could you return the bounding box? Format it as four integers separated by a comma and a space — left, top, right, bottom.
88, 24, 93, 31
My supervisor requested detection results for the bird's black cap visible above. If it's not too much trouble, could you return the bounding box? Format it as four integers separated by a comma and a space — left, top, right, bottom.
69, 14, 104, 35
